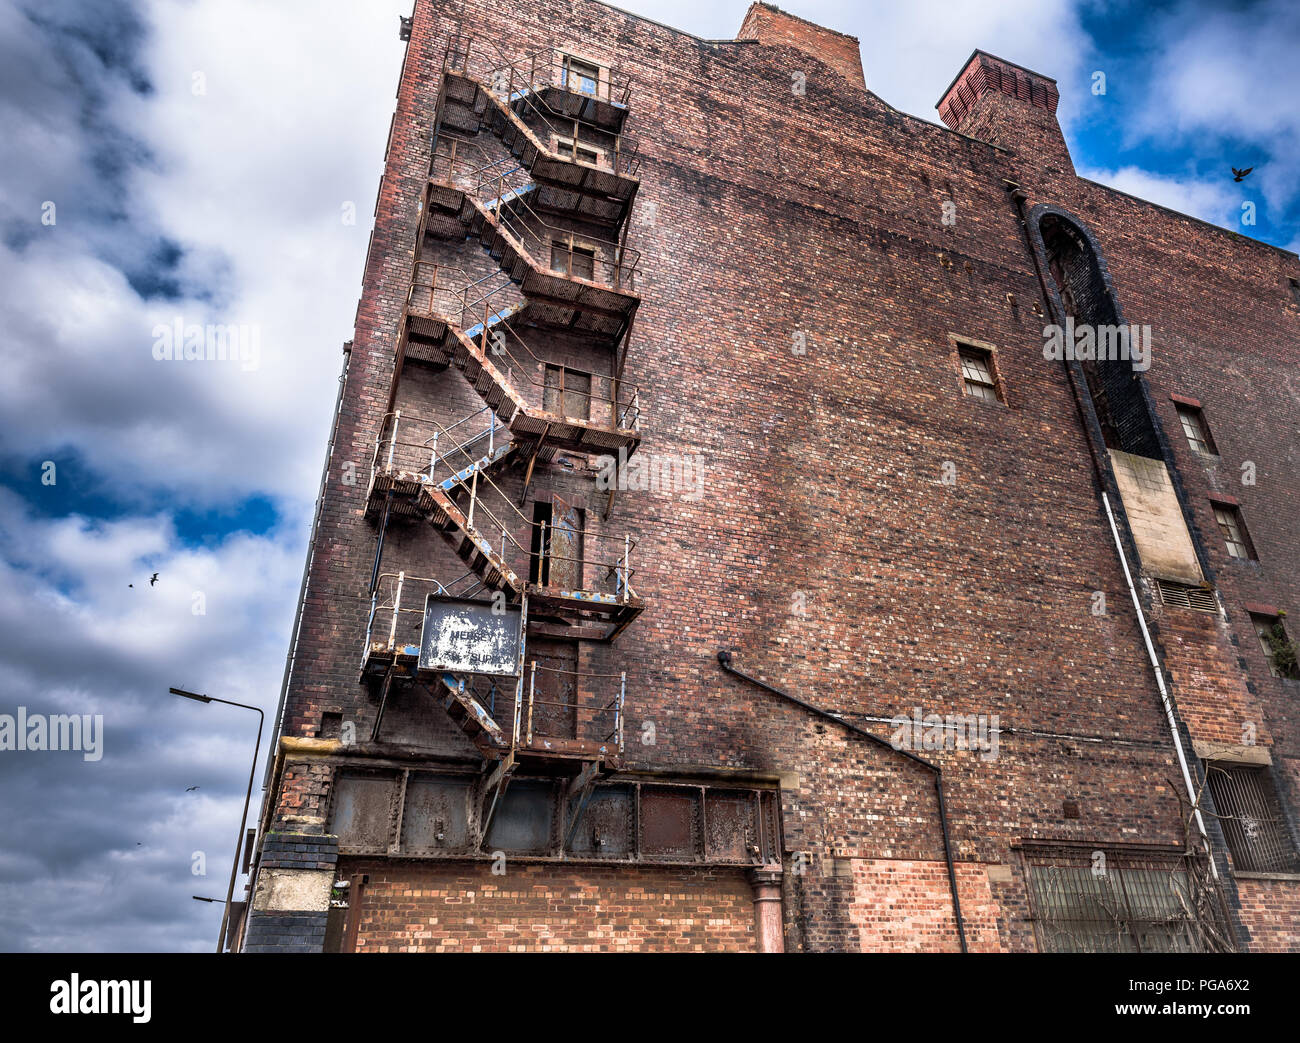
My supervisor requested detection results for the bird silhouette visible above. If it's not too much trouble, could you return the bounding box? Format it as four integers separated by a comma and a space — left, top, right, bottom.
128, 583, 134, 588
150, 573, 159, 586
186, 785, 199, 792
1232, 166, 1253, 182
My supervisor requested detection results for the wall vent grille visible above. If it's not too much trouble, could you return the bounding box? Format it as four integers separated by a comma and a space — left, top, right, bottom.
1155, 579, 1216, 613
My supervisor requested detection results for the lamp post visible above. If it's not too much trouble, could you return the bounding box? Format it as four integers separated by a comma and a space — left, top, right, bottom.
170, 687, 263, 953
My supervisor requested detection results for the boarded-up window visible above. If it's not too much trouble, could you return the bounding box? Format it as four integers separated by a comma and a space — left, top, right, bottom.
555, 137, 602, 165
1206, 763, 1300, 871
560, 54, 601, 96
543, 364, 591, 420
550, 240, 596, 280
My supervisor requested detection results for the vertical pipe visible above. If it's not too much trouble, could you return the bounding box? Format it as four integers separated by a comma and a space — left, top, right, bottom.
747, 869, 785, 953
617, 672, 626, 753
386, 410, 400, 471
388, 571, 404, 652
1102, 492, 1218, 877
527, 661, 536, 746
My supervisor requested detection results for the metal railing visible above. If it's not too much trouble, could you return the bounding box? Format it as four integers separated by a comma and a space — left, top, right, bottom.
362, 570, 626, 757
521, 660, 625, 754
403, 259, 642, 429
362, 569, 485, 671
426, 145, 642, 292
442, 36, 640, 176
370, 408, 639, 602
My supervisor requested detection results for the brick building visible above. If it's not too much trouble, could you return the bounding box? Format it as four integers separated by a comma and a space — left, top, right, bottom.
240, 0, 1300, 953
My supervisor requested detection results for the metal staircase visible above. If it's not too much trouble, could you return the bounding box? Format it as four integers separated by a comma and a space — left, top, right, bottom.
362, 35, 646, 818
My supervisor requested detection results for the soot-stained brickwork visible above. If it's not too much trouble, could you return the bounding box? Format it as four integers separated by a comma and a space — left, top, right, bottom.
246, 0, 1300, 952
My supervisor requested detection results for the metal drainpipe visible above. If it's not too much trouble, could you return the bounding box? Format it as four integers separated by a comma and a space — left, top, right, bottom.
1102, 493, 1218, 876
717, 650, 969, 954
1007, 185, 1219, 877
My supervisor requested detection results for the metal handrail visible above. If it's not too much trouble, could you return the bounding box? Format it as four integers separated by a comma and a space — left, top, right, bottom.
427, 153, 642, 291
524, 660, 625, 752
372, 409, 640, 601
403, 256, 642, 428
479, 43, 640, 176
442, 36, 639, 176
476, 174, 642, 290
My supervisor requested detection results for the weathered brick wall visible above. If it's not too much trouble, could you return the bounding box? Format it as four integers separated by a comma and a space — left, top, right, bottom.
254, 0, 1300, 951
847, 859, 1005, 953
345, 860, 755, 952
1235, 877, 1300, 952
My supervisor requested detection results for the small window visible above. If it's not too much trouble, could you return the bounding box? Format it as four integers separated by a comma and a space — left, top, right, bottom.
1176, 404, 1218, 456
958, 345, 999, 403
1289, 277, 1300, 306
551, 240, 596, 281
1250, 613, 1300, 680
1212, 502, 1255, 560
1205, 763, 1300, 872
560, 54, 601, 97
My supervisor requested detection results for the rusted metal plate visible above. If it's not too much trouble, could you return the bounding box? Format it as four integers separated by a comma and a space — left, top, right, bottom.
400, 775, 473, 854
419, 594, 522, 677
484, 780, 556, 855
705, 790, 759, 862
329, 773, 397, 854
640, 786, 700, 859
569, 785, 634, 857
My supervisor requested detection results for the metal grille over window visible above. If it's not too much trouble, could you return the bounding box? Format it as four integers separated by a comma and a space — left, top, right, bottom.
1205, 764, 1300, 873
1022, 843, 1232, 952
959, 347, 998, 402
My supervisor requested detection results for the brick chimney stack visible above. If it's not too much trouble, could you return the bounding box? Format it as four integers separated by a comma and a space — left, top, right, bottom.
737, 2, 865, 88
937, 50, 1073, 174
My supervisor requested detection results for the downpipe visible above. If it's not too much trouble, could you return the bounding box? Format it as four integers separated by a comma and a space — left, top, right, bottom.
1102, 493, 1218, 877
717, 650, 968, 953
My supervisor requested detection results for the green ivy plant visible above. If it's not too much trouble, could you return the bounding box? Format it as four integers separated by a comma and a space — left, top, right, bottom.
1264, 613, 1300, 679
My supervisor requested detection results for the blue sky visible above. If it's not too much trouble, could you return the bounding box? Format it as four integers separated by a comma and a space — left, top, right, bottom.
0, 0, 1296, 952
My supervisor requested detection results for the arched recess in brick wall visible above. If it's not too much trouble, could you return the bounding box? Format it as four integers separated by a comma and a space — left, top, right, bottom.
1036, 209, 1161, 458
1026, 202, 1218, 588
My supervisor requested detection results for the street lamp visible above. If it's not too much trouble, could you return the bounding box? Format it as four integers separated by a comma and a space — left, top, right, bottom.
169, 686, 263, 953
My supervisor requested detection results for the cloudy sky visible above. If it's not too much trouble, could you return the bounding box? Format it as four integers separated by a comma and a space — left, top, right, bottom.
0, 0, 1296, 952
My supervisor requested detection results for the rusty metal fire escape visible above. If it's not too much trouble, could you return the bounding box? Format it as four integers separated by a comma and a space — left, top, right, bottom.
358, 34, 647, 842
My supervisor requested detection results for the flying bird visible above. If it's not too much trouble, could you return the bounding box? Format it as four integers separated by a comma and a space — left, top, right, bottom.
1232, 166, 1253, 182
150, 573, 159, 586
186, 785, 200, 792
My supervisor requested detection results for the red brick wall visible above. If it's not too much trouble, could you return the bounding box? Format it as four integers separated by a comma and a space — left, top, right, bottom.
346, 861, 755, 952
737, 2, 864, 88
256, 0, 1300, 952
847, 859, 1005, 953
1234, 878, 1300, 952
